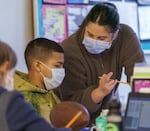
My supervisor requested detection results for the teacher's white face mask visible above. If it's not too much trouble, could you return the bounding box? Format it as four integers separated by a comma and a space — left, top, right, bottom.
83, 36, 112, 54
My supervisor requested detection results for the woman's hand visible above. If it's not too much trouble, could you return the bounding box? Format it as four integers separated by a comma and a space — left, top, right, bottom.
98, 72, 117, 96
91, 72, 117, 104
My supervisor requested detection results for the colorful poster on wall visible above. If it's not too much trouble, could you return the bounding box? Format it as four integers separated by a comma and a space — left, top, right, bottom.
67, 0, 89, 4
42, 5, 66, 43
67, 5, 89, 36
43, 0, 66, 4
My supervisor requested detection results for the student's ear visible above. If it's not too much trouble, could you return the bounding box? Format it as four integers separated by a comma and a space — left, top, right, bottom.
32, 60, 43, 72
0, 61, 9, 79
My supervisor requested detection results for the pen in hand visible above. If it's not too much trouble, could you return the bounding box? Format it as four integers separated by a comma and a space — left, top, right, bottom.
98, 76, 129, 85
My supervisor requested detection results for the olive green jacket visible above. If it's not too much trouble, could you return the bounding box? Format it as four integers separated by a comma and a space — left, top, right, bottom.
14, 70, 61, 123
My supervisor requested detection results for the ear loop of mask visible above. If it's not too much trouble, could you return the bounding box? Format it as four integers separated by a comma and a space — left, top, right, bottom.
38, 61, 52, 79
38, 61, 51, 70
39, 71, 44, 77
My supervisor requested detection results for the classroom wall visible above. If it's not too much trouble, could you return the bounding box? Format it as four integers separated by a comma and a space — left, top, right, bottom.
0, 0, 33, 72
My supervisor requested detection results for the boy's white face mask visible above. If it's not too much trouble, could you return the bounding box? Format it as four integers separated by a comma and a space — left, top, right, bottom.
40, 62, 65, 90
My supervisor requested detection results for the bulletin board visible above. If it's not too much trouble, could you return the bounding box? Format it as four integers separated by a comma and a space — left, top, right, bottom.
33, 0, 150, 53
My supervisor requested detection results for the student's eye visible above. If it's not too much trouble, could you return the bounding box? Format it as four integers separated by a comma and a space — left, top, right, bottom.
54, 65, 62, 68
55, 65, 60, 68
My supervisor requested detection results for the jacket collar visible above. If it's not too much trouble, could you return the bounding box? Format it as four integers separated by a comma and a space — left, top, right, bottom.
14, 70, 47, 93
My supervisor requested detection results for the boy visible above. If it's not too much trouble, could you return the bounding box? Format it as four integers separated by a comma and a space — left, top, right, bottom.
14, 38, 65, 122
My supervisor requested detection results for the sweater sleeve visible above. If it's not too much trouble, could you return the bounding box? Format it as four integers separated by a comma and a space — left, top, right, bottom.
60, 54, 100, 113
6, 92, 71, 131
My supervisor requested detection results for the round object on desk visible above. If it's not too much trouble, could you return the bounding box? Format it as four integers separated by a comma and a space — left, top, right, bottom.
50, 101, 90, 131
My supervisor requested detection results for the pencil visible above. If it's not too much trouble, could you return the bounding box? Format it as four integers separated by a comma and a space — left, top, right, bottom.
98, 76, 129, 85
65, 111, 83, 128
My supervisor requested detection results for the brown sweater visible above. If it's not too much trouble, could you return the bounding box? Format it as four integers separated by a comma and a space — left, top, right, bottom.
57, 24, 145, 125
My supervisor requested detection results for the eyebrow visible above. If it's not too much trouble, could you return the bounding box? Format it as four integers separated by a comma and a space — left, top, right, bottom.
87, 30, 108, 39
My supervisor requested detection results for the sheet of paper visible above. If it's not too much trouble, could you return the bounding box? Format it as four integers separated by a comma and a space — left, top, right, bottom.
138, 6, 150, 40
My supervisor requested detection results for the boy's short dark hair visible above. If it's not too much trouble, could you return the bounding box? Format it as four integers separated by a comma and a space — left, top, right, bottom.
25, 38, 64, 70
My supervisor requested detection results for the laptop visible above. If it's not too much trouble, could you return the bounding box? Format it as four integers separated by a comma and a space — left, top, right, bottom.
123, 92, 150, 131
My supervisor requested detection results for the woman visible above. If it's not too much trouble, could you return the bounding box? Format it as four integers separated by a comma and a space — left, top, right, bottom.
57, 2, 145, 125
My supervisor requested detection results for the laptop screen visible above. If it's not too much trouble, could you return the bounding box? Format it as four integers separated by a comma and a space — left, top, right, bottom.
124, 93, 150, 131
